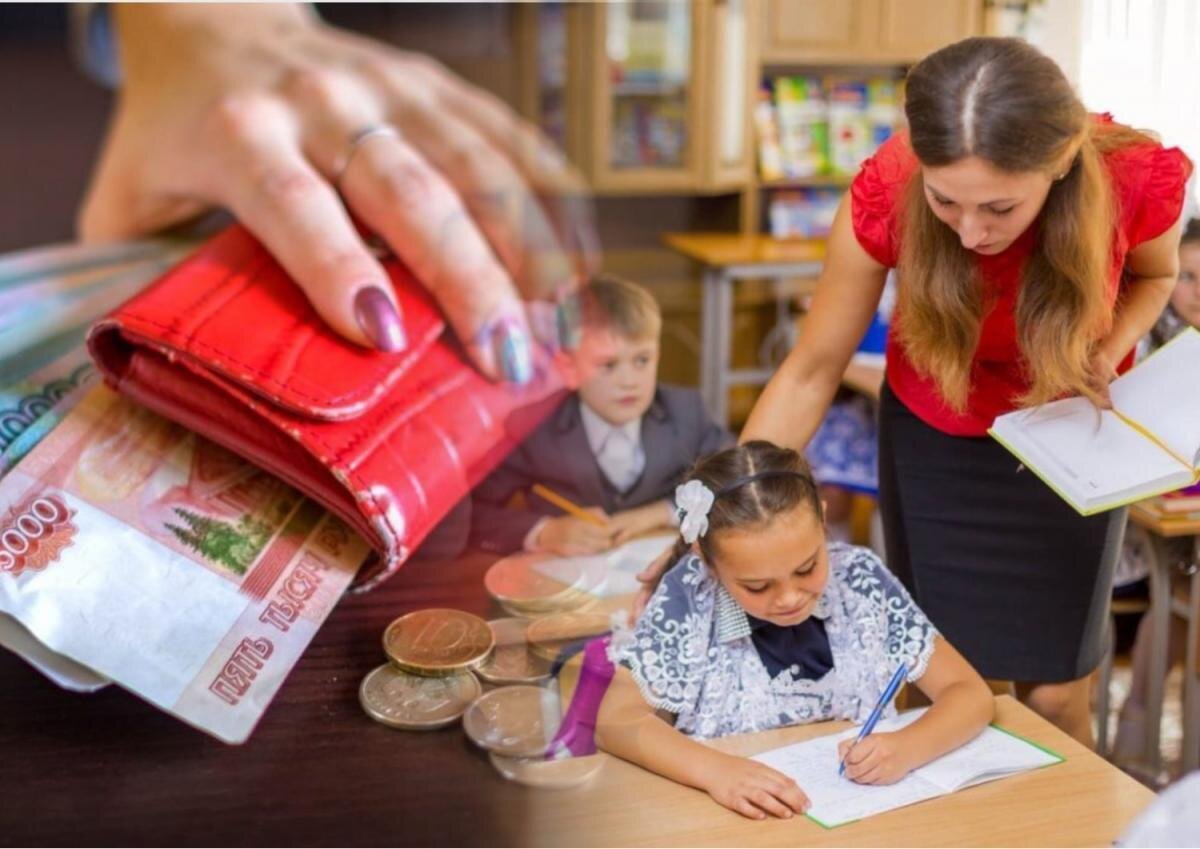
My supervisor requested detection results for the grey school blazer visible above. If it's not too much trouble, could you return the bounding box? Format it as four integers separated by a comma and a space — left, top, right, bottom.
468, 384, 733, 554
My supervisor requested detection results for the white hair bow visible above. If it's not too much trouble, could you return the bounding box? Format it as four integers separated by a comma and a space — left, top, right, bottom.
675, 479, 715, 544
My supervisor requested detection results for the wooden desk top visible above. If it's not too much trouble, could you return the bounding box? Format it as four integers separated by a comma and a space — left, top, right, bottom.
525, 696, 1153, 847
1131, 502, 1200, 537
662, 232, 826, 268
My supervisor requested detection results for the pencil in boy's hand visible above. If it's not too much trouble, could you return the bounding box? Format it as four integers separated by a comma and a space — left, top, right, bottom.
532, 483, 608, 528
838, 661, 908, 777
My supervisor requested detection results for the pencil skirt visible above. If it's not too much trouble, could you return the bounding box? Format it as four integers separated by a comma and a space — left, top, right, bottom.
876, 382, 1126, 683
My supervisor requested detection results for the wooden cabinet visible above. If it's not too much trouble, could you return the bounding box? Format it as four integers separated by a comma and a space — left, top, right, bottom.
518, 0, 758, 194
762, 0, 983, 65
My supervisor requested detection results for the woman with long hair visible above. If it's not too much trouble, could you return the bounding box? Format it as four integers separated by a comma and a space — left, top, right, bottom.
645, 37, 1193, 745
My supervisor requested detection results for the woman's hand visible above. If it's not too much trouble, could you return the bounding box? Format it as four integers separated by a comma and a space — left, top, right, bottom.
703, 754, 810, 820
80, 4, 599, 382
1085, 348, 1119, 409
837, 731, 917, 785
633, 541, 676, 617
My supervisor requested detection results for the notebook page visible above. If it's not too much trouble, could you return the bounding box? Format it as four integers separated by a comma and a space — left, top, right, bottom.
752, 718, 944, 828
534, 534, 675, 598
913, 725, 1062, 793
1110, 329, 1200, 467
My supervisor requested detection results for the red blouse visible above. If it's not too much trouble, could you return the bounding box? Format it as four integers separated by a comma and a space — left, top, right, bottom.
850, 119, 1193, 436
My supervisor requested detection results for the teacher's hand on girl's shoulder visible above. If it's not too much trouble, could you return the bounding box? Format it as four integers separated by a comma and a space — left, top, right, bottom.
633, 541, 676, 618
837, 732, 916, 785
78, 4, 599, 384
703, 754, 811, 820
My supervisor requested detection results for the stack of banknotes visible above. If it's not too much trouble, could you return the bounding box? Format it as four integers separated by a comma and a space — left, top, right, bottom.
0, 240, 371, 743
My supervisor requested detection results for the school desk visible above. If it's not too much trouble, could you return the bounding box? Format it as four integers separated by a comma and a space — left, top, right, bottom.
525, 695, 1154, 847
1129, 504, 1200, 779
661, 232, 825, 424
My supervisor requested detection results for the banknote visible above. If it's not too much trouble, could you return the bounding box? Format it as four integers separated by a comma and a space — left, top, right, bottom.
0, 345, 97, 476
0, 385, 370, 743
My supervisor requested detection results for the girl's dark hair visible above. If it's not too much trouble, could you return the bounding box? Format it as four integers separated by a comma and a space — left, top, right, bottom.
670, 440, 823, 567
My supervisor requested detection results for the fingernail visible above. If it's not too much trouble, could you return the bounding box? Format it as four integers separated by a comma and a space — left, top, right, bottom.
489, 315, 533, 385
556, 287, 581, 350
354, 286, 406, 352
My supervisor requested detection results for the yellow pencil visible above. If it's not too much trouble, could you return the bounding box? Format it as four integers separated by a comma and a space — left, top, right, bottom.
531, 484, 607, 528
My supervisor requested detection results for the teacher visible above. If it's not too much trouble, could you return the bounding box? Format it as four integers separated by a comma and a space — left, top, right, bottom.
649, 37, 1192, 746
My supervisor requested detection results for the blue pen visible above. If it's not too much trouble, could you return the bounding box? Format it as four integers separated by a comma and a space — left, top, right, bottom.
839, 661, 908, 777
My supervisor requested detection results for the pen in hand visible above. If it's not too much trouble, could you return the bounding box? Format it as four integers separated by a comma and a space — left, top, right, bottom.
839, 661, 908, 778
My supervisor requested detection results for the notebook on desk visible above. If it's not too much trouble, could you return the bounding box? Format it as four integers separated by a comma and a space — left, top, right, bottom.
752, 708, 1064, 828
989, 328, 1200, 516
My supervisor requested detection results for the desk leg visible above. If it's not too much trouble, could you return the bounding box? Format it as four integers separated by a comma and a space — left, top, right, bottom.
1144, 534, 1173, 781
1183, 541, 1199, 773
699, 267, 721, 423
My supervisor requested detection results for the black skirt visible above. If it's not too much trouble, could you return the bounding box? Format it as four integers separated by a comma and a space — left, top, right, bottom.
877, 382, 1126, 683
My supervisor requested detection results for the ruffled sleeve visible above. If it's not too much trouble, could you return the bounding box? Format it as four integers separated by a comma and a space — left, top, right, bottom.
837, 545, 938, 683
850, 132, 917, 268
615, 554, 715, 715
1125, 145, 1194, 248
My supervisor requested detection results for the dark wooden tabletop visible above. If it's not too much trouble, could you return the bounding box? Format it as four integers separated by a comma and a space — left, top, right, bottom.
0, 547, 550, 847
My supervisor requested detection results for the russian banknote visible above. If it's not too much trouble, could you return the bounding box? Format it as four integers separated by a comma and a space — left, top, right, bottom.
0, 385, 370, 743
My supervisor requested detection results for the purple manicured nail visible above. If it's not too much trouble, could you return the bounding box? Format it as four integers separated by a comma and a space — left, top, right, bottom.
544, 636, 615, 760
354, 286, 406, 352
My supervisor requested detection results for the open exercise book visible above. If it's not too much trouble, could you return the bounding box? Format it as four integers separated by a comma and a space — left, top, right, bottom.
533, 534, 676, 598
752, 708, 1063, 829
989, 328, 1200, 515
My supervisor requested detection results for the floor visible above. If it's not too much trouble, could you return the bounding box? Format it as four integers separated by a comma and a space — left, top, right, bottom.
1098, 657, 1186, 787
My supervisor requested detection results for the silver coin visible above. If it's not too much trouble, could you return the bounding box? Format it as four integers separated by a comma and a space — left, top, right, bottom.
475, 618, 554, 685
462, 684, 562, 757
489, 752, 607, 789
359, 663, 481, 730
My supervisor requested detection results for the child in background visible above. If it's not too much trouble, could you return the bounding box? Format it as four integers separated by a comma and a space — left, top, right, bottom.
470, 274, 732, 556
597, 441, 993, 819
1111, 218, 1200, 765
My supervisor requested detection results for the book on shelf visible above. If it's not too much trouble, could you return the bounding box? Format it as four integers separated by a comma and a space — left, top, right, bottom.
989, 328, 1200, 515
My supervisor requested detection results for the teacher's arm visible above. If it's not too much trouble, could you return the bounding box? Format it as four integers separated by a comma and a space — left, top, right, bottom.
741, 197, 889, 450
1095, 219, 1183, 375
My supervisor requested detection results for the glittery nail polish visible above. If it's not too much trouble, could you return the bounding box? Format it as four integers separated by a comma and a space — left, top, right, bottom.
354, 287, 406, 352
490, 316, 533, 385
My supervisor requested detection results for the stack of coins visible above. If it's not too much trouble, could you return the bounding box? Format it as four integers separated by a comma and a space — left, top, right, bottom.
483, 552, 606, 617
359, 607, 609, 788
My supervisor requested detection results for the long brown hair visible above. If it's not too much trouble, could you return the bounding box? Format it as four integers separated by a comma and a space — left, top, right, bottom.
897, 37, 1155, 411
669, 441, 823, 567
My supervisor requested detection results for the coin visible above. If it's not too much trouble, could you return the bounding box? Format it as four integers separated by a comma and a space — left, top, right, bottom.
488, 752, 607, 789
474, 618, 554, 685
525, 611, 612, 662
383, 608, 494, 676
484, 553, 605, 614
462, 684, 562, 758
359, 663, 481, 730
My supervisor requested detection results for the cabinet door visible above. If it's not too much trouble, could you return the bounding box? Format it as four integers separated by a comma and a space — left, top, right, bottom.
873, 0, 982, 61
760, 0, 870, 64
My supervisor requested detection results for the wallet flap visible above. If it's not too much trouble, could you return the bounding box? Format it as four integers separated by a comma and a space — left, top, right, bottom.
94, 225, 445, 422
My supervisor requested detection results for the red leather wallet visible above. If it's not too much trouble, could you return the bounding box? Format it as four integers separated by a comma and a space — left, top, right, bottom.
88, 225, 565, 589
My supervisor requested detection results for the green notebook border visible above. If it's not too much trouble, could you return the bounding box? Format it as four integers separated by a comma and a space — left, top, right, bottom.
804, 722, 1065, 830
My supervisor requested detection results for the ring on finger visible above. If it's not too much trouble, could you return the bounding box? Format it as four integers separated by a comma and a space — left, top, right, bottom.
331, 123, 400, 186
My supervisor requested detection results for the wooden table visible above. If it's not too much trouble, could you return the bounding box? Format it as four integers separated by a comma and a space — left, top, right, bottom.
1129, 505, 1200, 779
525, 696, 1153, 847
662, 233, 825, 425
0, 548, 539, 846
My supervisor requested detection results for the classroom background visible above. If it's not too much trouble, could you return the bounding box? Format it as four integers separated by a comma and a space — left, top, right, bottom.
1, 0, 1198, 844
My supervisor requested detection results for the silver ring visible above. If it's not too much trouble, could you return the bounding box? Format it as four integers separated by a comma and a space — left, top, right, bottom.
332, 124, 399, 185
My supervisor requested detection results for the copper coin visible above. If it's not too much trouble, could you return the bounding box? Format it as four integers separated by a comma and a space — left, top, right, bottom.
525, 611, 612, 661
484, 553, 592, 611
383, 608, 494, 676
474, 618, 554, 685
358, 663, 481, 730
489, 752, 607, 789
462, 684, 562, 758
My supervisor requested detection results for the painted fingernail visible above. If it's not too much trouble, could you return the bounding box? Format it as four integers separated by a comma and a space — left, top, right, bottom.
354, 286, 406, 352
556, 286, 582, 350
490, 315, 533, 385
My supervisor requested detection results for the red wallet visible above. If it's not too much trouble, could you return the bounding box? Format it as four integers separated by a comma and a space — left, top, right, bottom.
88, 225, 565, 589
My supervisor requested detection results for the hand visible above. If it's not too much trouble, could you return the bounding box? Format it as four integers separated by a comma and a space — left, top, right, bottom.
80, 4, 599, 382
607, 500, 673, 547
536, 510, 612, 556
633, 540, 677, 618
703, 754, 810, 820
1085, 348, 1119, 409
837, 732, 916, 785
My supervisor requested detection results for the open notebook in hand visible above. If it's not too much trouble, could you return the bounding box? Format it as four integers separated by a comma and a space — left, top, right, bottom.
989, 328, 1200, 515
752, 708, 1063, 828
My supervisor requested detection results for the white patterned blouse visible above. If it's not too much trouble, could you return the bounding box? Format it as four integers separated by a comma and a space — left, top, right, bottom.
612, 542, 938, 739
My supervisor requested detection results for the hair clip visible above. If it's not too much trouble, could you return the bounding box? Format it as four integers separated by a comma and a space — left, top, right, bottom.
675, 479, 715, 544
